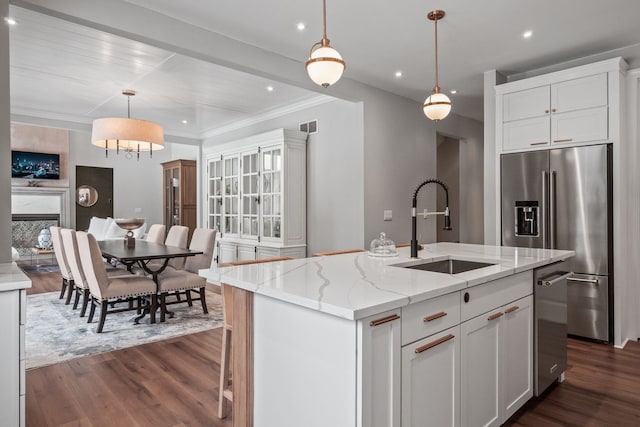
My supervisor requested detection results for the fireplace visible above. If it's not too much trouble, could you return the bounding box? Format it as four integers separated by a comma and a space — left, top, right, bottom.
11, 187, 69, 259
11, 214, 60, 257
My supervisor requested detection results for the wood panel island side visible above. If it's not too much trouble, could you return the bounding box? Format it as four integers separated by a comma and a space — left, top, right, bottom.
200, 242, 574, 427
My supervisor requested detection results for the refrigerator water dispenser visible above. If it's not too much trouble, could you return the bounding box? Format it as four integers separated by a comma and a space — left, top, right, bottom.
515, 201, 539, 236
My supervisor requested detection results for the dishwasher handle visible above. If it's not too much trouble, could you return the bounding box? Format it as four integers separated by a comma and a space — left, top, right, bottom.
538, 271, 573, 287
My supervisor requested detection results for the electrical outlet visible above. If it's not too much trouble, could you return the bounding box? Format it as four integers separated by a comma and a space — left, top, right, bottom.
383, 210, 392, 221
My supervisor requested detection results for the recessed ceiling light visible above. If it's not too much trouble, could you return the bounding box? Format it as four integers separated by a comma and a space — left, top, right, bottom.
523, 30, 533, 39
450, 90, 457, 94
5, 17, 16, 25
267, 85, 274, 92
395, 71, 403, 78
296, 22, 306, 31
181, 120, 188, 124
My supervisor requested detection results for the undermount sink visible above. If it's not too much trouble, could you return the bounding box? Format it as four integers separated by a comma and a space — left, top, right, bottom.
394, 259, 497, 274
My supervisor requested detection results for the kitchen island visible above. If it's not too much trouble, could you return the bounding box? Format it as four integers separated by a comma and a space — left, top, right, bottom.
200, 242, 574, 427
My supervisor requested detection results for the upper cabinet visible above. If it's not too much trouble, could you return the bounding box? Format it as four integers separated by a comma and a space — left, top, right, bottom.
205, 129, 307, 263
496, 59, 625, 153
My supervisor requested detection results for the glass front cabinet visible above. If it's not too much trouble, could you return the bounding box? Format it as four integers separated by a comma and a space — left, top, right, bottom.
205, 129, 307, 263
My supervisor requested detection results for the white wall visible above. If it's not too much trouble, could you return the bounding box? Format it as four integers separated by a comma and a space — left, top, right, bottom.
0, 0, 10, 263
67, 129, 199, 228
202, 98, 364, 256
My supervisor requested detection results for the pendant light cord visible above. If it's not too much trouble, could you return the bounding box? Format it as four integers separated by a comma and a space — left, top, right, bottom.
322, 0, 328, 41
434, 16, 439, 91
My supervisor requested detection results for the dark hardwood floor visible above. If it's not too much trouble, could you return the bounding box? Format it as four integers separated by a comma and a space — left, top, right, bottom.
22, 267, 640, 426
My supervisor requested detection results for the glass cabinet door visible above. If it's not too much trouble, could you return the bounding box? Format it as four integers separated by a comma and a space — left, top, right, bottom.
241, 151, 260, 240
172, 168, 180, 225
222, 155, 240, 236
208, 158, 223, 233
261, 147, 282, 240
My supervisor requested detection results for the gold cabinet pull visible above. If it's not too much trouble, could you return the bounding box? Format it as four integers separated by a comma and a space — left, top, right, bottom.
504, 305, 520, 314
545, 109, 549, 114
415, 334, 455, 354
530, 141, 548, 146
553, 138, 573, 143
423, 311, 447, 322
487, 312, 504, 321
552, 108, 557, 112
369, 314, 400, 327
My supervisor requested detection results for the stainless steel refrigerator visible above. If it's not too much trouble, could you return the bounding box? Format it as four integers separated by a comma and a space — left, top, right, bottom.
501, 144, 613, 342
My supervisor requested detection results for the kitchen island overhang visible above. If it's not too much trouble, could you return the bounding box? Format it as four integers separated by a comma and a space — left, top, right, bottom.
200, 242, 574, 427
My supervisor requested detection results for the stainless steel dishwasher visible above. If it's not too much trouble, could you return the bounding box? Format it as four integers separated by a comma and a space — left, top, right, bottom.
534, 260, 572, 396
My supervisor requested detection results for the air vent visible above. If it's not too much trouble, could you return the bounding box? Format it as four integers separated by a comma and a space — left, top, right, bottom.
299, 119, 318, 134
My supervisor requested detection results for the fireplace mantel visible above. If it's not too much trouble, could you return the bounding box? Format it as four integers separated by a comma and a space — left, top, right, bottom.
11, 187, 70, 228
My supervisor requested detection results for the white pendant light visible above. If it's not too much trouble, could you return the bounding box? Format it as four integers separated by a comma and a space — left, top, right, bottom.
305, 0, 345, 88
423, 10, 452, 121
91, 90, 164, 160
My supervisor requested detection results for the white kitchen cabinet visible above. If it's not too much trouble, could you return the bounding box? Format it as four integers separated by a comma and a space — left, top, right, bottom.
402, 325, 461, 427
206, 129, 307, 263
499, 72, 609, 152
461, 308, 502, 427
0, 284, 28, 427
502, 295, 534, 420
357, 309, 401, 427
460, 287, 533, 427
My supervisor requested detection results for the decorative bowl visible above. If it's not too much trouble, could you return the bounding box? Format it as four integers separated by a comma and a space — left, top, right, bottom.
114, 218, 145, 230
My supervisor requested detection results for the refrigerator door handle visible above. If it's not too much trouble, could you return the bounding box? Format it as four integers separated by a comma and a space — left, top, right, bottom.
550, 170, 557, 249
538, 271, 573, 287
541, 171, 548, 249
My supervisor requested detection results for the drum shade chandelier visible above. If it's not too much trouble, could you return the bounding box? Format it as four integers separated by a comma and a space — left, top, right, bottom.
305, 0, 345, 88
423, 10, 452, 121
91, 90, 164, 160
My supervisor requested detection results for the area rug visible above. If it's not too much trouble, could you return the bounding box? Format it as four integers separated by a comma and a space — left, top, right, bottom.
26, 290, 224, 369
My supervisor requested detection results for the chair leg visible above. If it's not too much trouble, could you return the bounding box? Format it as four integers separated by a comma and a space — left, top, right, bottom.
218, 326, 232, 419
175, 291, 182, 302
97, 300, 108, 333
72, 286, 81, 310
200, 287, 208, 314
65, 279, 75, 305
80, 289, 90, 317
186, 290, 193, 306
59, 277, 67, 299
88, 298, 96, 323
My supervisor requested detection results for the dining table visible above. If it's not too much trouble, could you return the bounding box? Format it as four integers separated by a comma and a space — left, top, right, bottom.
98, 239, 203, 322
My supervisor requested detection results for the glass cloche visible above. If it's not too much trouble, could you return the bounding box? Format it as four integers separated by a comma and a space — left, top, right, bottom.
369, 232, 398, 257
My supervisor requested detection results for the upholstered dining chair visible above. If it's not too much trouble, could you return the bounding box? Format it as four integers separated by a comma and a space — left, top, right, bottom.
164, 225, 189, 270
61, 228, 132, 317
145, 224, 166, 244
50, 226, 74, 304
216, 256, 294, 419
75, 231, 158, 333
156, 228, 216, 321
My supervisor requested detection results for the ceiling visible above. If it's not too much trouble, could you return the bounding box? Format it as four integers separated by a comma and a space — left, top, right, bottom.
9, 0, 640, 140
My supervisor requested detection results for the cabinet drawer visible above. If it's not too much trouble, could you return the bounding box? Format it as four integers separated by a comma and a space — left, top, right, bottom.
502, 116, 550, 151
551, 106, 608, 145
461, 271, 532, 322
402, 292, 460, 346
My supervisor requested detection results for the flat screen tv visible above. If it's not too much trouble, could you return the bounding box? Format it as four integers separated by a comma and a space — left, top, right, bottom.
11, 150, 60, 180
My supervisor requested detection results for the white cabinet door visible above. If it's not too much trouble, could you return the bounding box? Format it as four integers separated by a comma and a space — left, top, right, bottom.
218, 241, 237, 264
460, 310, 502, 427
502, 295, 534, 420
503, 86, 550, 122
551, 73, 607, 114
358, 310, 401, 427
402, 326, 460, 427
551, 105, 608, 145
502, 116, 550, 152
237, 243, 256, 261
0, 291, 20, 427
240, 150, 260, 241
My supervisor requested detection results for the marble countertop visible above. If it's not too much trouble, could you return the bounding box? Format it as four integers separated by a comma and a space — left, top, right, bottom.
200, 242, 574, 320
0, 262, 32, 292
